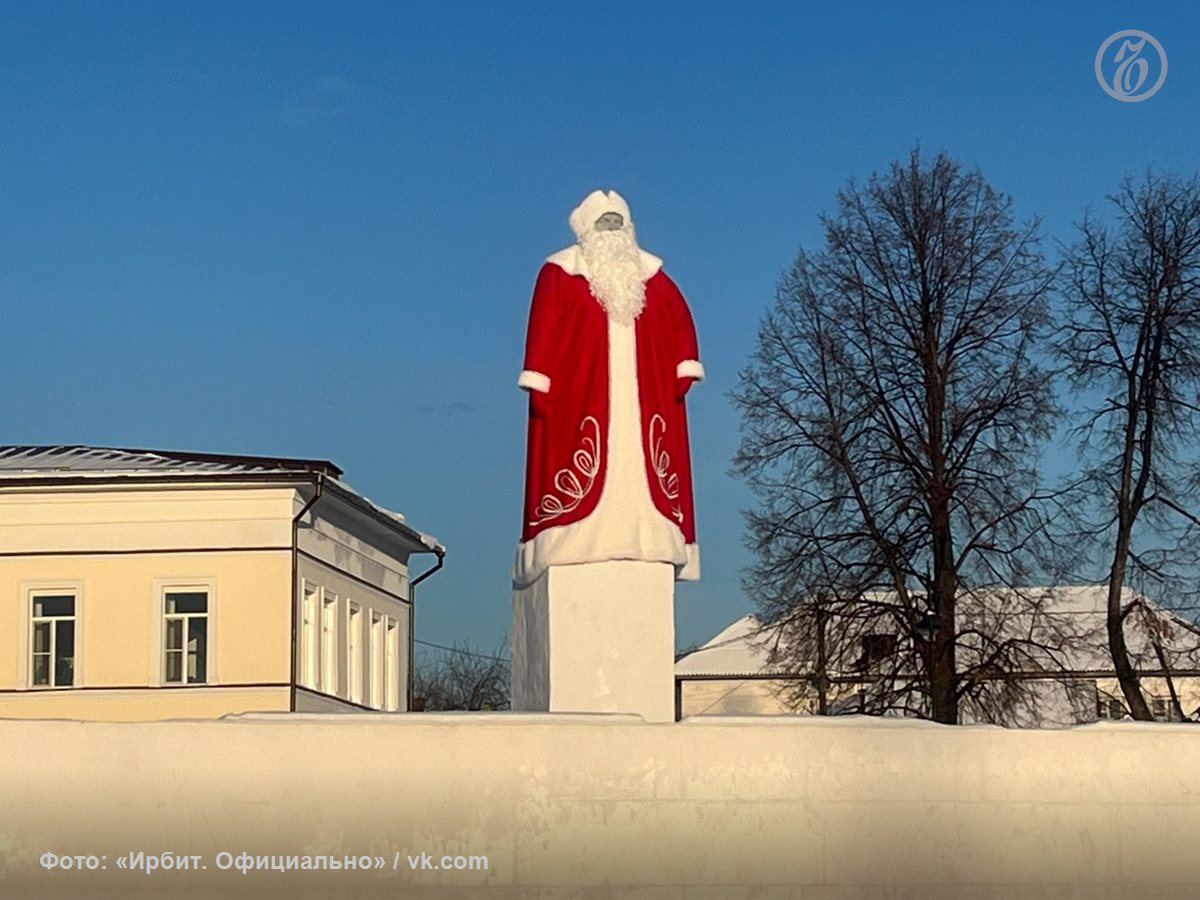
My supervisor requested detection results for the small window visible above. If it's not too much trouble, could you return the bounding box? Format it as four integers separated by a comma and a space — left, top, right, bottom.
1096, 691, 1126, 720
301, 583, 319, 689
320, 591, 338, 694
347, 603, 363, 704
370, 612, 384, 709
385, 618, 399, 712
1150, 696, 1181, 721
858, 633, 897, 671
31, 593, 76, 687
164, 590, 208, 684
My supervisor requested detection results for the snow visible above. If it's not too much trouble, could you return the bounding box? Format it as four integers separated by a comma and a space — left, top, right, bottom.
674, 614, 779, 676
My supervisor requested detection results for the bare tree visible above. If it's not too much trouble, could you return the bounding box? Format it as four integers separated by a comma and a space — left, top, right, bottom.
732, 149, 1065, 724
1057, 172, 1200, 720
413, 641, 511, 711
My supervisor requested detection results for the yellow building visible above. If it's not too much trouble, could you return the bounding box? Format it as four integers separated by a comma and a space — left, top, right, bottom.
0, 445, 444, 720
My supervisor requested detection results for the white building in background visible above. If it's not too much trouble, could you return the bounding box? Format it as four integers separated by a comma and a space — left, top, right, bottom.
0, 445, 444, 721
675, 586, 1200, 726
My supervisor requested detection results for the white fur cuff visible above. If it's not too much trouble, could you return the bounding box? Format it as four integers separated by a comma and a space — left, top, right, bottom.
518, 370, 551, 393
678, 544, 700, 581
677, 360, 705, 382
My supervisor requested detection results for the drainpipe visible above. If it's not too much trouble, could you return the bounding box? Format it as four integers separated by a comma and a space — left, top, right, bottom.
290, 474, 326, 712
407, 548, 445, 711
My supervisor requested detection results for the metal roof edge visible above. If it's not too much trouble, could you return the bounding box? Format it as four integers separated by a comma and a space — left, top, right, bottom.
0, 471, 316, 489
319, 478, 445, 556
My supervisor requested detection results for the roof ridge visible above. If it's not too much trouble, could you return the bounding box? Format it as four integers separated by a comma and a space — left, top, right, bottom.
0, 445, 342, 477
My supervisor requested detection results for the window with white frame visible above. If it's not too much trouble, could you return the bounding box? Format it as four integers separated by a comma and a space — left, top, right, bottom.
163, 590, 208, 684
31, 593, 76, 687
370, 611, 384, 709
1096, 689, 1125, 720
320, 590, 338, 694
385, 617, 399, 711
1150, 696, 1182, 721
347, 602, 363, 704
301, 583, 319, 689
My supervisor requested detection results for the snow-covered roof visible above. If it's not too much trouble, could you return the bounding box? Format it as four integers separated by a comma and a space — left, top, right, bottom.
952, 585, 1200, 672
0, 445, 444, 555
675, 615, 780, 677
676, 586, 1200, 678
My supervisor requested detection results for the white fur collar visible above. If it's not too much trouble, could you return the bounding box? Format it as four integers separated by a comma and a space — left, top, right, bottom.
546, 244, 663, 281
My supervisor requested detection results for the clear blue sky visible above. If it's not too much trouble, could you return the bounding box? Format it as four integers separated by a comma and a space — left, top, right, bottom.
1, 2, 1195, 652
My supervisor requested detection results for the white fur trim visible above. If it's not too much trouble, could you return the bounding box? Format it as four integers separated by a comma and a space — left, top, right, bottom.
569, 190, 633, 240
514, 535, 699, 586
678, 543, 700, 581
676, 359, 705, 382
518, 370, 551, 393
546, 245, 663, 281
514, 522, 688, 588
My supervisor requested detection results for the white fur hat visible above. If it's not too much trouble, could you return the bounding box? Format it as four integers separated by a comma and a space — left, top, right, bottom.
569, 189, 633, 241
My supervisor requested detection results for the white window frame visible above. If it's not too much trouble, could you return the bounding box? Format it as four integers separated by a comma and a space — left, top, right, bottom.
1150, 695, 1179, 721
149, 578, 218, 688
370, 611, 384, 709
347, 602, 363, 705
300, 580, 319, 689
385, 617, 399, 712
1095, 688, 1125, 721
163, 590, 209, 685
23, 582, 84, 690
320, 589, 339, 695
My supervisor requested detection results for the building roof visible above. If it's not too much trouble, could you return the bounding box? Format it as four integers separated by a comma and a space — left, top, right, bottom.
0, 445, 342, 477
675, 614, 779, 677
676, 586, 1200, 678
0, 445, 444, 555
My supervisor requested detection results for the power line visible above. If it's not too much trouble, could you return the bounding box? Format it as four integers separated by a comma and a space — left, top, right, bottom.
414, 638, 510, 662
681, 608, 1200, 657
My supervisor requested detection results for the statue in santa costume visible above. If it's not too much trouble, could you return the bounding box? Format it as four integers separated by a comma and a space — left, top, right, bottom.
514, 189, 703, 588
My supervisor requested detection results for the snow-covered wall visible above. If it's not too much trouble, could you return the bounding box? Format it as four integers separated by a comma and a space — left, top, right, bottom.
5, 713, 1199, 898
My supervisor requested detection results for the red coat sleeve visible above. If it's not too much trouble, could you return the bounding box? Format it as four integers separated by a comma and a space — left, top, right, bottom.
667, 275, 704, 395
518, 263, 559, 396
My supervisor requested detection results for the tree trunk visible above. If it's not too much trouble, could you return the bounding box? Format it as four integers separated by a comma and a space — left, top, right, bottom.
929, 469, 958, 723
929, 555, 958, 724
925, 303, 958, 725
1106, 531, 1153, 720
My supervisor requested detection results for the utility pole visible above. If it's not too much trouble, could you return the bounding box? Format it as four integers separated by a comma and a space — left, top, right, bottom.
815, 602, 829, 715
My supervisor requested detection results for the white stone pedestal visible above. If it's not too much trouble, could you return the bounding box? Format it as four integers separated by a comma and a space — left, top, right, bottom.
511, 560, 676, 722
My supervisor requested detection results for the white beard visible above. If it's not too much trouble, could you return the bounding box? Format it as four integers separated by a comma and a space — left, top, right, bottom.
578, 226, 646, 325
